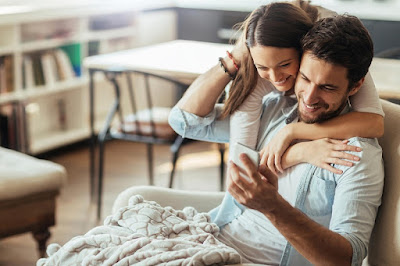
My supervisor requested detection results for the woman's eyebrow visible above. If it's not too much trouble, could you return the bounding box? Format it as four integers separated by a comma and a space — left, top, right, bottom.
255, 58, 293, 68
278, 58, 292, 65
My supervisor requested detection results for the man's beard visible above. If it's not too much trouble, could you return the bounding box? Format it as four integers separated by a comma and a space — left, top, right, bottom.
297, 95, 348, 124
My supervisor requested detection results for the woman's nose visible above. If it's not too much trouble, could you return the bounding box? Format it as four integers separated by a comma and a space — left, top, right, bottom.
268, 69, 281, 82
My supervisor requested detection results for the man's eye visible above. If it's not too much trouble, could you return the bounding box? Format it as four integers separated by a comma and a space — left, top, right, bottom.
280, 63, 290, 68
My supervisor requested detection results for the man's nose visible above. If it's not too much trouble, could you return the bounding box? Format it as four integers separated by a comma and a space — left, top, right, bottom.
303, 84, 319, 104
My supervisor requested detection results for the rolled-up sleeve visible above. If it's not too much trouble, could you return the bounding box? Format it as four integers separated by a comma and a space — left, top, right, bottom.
168, 104, 230, 143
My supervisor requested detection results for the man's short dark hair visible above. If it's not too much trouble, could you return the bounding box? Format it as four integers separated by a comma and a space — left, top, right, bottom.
301, 15, 374, 89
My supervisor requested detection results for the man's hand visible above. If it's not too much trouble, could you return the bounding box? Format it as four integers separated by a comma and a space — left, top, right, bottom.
228, 155, 353, 266
228, 153, 279, 214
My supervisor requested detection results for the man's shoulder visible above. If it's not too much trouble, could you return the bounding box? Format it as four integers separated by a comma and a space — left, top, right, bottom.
262, 92, 297, 111
334, 137, 383, 179
347, 137, 382, 153
260, 93, 297, 125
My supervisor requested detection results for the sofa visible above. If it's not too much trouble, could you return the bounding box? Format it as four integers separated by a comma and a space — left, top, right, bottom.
112, 99, 400, 266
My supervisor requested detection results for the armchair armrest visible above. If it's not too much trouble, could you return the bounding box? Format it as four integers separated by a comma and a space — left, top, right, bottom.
112, 186, 225, 213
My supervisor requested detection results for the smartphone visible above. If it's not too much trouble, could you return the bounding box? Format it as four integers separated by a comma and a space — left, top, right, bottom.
231, 142, 260, 181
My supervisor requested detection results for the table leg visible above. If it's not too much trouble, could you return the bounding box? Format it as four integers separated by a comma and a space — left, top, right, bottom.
89, 69, 96, 204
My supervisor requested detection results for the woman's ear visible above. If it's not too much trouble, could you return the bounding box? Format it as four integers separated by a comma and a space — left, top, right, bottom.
348, 77, 365, 97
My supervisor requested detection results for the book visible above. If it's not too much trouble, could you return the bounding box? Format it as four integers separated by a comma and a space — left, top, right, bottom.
60, 43, 81, 76
88, 41, 100, 56
54, 49, 75, 80
0, 57, 5, 94
41, 51, 59, 86
0, 104, 16, 149
23, 55, 35, 89
3, 55, 14, 93
31, 53, 45, 86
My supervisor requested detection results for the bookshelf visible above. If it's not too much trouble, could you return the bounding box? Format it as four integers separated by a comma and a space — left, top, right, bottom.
0, 4, 177, 154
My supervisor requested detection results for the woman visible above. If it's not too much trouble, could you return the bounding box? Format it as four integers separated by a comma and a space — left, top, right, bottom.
171, 1, 383, 174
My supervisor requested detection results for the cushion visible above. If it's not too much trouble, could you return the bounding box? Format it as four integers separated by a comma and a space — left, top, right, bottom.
0, 147, 66, 201
116, 107, 177, 140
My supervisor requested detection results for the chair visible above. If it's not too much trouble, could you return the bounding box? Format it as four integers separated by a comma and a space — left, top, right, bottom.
96, 69, 226, 219
112, 99, 400, 266
0, 147, 66, 258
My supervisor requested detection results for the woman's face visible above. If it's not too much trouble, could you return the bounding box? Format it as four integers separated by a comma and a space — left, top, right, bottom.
249, 45, 300, 92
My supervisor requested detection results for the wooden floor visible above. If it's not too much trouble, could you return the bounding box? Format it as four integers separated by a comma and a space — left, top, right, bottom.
0, 140, 226, 266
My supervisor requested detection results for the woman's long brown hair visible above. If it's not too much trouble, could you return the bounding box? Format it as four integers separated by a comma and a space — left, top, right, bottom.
220, 1, 318, 119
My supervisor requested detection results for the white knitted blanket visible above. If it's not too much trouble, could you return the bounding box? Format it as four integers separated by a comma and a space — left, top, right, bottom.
37, 195, 241, 266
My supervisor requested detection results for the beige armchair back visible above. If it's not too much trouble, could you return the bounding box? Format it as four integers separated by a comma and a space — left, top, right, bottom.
366, 99, 400, 265
112, 99, 400, 266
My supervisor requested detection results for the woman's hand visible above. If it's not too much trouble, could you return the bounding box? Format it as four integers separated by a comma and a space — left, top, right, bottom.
260, 125, 294, 174
231, 33, 248, 66
297, 138, 362, 174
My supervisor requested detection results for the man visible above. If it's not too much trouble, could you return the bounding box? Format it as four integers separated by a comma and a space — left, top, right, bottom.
169, 15, 384, 266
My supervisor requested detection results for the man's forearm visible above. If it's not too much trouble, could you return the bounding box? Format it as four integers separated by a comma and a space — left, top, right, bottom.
265, 195, 353, 266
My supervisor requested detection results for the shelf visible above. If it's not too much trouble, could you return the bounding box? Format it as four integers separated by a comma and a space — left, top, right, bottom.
20, 36, 82, 53
0, 46, 15, 56
30, 127, 91, 154
0, 91, 22, 105
30, 120, 106, 155
22, 77, 88, 99
85, 26, 137, 42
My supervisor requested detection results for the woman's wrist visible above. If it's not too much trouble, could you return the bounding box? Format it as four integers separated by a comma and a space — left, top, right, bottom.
221, 51, 240, 78
223, 56, 238, 76
282, 142, 306, 169
283, 123, 296, 142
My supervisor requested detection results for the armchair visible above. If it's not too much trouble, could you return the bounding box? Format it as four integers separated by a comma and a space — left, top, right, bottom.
112, 99, 400, 266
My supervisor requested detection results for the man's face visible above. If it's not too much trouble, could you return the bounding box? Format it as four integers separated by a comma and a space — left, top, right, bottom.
295, 51, 361, 123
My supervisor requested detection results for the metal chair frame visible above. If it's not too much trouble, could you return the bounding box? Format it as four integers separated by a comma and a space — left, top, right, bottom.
95, 69, 225, 219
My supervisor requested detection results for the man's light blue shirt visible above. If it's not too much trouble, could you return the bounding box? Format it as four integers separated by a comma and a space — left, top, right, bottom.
168, 92, 384, 266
